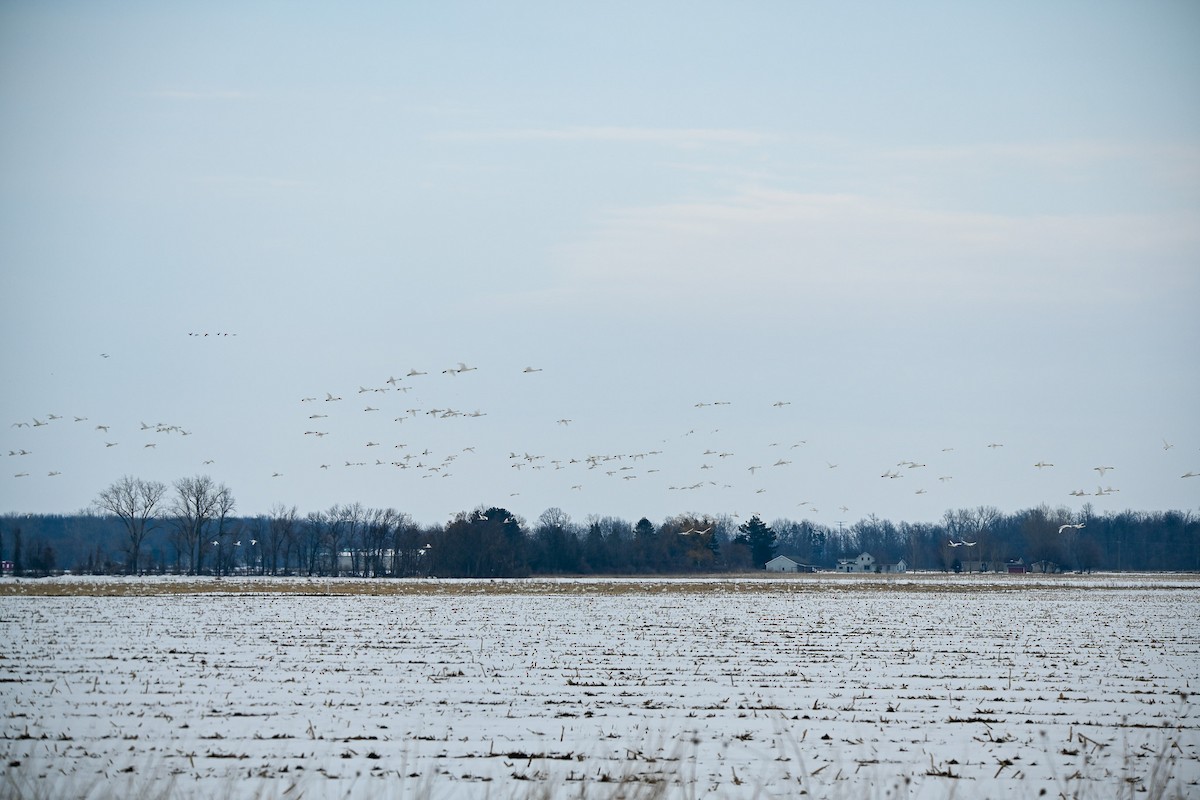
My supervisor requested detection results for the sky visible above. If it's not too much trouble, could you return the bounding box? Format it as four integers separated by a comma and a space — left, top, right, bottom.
2, 1, 1198, 528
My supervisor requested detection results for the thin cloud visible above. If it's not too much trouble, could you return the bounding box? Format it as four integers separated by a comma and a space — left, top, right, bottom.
549, 186, 1199, 314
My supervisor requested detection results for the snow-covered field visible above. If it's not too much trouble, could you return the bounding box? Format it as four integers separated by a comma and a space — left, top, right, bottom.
2, 574, 1197, 799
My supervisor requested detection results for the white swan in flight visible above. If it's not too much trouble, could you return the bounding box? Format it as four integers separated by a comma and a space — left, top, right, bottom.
1058, 523, 1086, 533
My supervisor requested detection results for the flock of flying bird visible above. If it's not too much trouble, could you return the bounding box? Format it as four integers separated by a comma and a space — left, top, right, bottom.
6, 414, 195, 480
3, 352, 1198, 523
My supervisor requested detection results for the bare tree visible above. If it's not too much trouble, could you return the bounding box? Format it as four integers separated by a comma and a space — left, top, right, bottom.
171, 475, 235, 574
337, 503, 365, 576
301, 510, 326, 575
94, 475, 167, 574
265, 504, 298, 575
360, 507, 404, 577
387, 511, 418, 576
314, 504, 350, 576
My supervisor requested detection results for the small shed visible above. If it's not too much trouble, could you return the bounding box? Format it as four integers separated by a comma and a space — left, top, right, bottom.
1007, 559, 1027, 574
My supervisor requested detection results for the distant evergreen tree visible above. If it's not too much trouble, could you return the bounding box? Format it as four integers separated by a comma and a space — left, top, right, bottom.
633, 517, 661, 571
735, 515, 777, 569
634, 517, 655, 540
430, 507, 528, 577
582, 521, 610, 573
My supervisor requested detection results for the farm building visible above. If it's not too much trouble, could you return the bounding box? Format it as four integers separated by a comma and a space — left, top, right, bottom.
764, 555, 807, 572
834, 552, 907, 574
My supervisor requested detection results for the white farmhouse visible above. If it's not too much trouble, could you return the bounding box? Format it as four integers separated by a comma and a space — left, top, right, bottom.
835, 552, 907, 573
835, 552, 876, 573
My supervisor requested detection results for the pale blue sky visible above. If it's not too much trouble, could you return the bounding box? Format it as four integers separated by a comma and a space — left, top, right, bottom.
3, 1, 1198, 526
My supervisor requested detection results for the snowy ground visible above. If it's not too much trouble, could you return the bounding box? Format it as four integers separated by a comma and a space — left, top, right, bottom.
2, 574, 1198, 799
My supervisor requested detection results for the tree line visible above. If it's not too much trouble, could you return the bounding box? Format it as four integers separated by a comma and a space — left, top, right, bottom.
0, 474, 1197, 577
